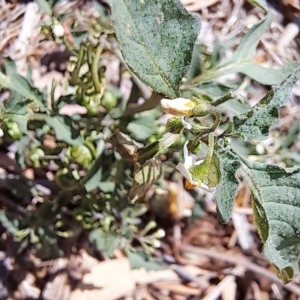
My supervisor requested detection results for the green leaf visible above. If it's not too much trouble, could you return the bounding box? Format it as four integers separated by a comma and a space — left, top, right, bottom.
111, 0, 201, 98
218, 99, 251, 115
281, 119, 300, 149
84, 166, 102, 193
17, 136, 30, 169
83, 146, 104, 192
249, 0, 268, 12
0, 72, 12, 90
128, 107, 168, 145
188, 13, 298, 86
127, 114, 157, 141
121, 204, 147, 220
35, 0, 53, 15
188, 13, 271, 83
137, 132, 181, 164
192, 81, 233, 100
0, 211, 18, 235
232, 66, 300, 141
228, 14, 272, 63
89, 230, 120, 258
128, 157, 162, 204
233, 61, 299, 86
125, 248, 166, 270
45, 115, 82, 145
5, 92, 27, 114
4, 59, 46, 111
98, 181, 116, 193
240, 160, 300, 283
215, 148, 241, 223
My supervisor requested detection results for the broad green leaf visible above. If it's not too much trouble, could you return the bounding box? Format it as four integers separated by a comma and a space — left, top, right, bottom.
89, 230, 120, 257
125, 248, 166, 270
84, 166, 102, 192
233, 61, 298, 86
188, 13, 298, 86
127, 114, 157, 141
185, 44, 203, 81
83, 147, 104, 192
128, 157, 162, 204
17, 136, 30, 169
228, 14, 272, 63
240, 160, 300, 283
121, 204, 148, 219
232, 66, 300, 141
0, 211, 18, 235
218, 99, 252, 115
5, 92, 26, 114
192, 81, 233, 100
111, 0, 201, 98
127, 108, 160, 142
215, 148, 241, 223
249, 0, 268, 12
98, 181, 116, 193
4, 59, 46, 111
45, 115, 82, 145
0, 72, 12, 90
281, 119, 300, 149
35, 0, 53, 15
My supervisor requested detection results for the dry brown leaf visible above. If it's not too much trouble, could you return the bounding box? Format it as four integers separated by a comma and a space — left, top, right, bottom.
202, 275, 236, 300
132, 264, 210, 285
151, 282, 202, 296
181, 0, 220, 11
221, 275, 237, 300
70, 258, 135, 300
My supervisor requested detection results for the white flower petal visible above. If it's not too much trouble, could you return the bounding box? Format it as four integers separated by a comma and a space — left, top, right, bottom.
181, 117, 192, 130
195, 159, 204, 166
176, 162, 193, 183
197, 183, 216, 194
183, 141, 189, 160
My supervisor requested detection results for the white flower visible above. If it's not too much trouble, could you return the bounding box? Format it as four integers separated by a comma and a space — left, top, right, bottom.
160, 98, 198, 116
176, 142, 215, 193
152, 239, 161, 248
52, 23, 65, 38
255, 143, 265, 155
155, 229, 165, 238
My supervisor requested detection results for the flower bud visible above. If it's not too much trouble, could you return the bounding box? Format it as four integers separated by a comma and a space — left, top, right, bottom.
166, 117, 184, 133
153, 229, 165, 238
160, 98, 198, 116
52, 23, 64, 38
68, 145, 93, 167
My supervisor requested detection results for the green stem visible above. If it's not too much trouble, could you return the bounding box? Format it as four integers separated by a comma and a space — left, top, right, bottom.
211, 92, 234, 107
209, 106, 222, 131
91, 45, 103, 94
192, 103, 221, 134
50, 80, 57, 112
70, 43, 85, 86
40, 155, 60, 160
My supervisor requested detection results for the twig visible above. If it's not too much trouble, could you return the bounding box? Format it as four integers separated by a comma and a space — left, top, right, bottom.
180, 245, 300, 296
202, 273, 236, 300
